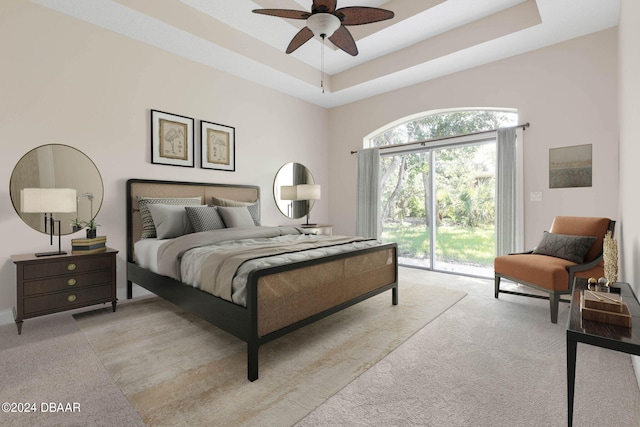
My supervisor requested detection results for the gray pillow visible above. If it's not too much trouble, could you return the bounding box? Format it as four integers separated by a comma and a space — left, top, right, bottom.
147, 204, 203, 239
532, 231, 596, 264
217, 206, 256, 228
185, 206, 226, 232
211, 196, 260, 226
137, 196, 202, 239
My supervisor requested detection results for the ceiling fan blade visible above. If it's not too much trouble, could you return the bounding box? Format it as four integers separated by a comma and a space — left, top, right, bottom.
312, 0, 337, 14
286, 27, 314, 54
329, 26, 358, 56
252, 9, 309, 20
335, 7, 395, 26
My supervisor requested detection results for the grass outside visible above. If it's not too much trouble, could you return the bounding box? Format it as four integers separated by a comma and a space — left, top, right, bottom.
381, 222, 495, 267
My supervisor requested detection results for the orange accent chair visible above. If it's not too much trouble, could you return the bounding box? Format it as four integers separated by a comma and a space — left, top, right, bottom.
494, 216, 615, 323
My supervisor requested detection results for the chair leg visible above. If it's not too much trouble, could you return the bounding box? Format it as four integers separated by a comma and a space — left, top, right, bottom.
494, 275, 501, 299
549, 292, 559, 324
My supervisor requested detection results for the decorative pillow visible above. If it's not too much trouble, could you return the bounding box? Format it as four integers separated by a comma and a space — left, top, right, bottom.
185, 206, 226, 233
532, 231, 596, 264
211, 196, 260, 226
147, 204, 203, 239
217, 206, 256, 228
137, 196, 202, 239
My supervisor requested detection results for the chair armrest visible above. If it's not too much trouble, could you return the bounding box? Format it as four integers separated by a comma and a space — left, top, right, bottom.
566, 254, 603, 277
507, 250, 533, 255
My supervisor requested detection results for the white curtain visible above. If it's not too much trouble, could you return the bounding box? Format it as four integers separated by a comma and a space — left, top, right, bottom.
356, 148, 380, 238
496, 127, 523, 255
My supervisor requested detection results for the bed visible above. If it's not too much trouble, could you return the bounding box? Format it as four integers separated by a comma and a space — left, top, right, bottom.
126, 178, 398, 381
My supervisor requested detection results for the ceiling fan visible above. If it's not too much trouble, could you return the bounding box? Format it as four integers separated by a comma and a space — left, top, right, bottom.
252, 0, 395, 57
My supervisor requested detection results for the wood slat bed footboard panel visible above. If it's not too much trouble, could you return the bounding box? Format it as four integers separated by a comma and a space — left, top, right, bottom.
254, 245, 397, 337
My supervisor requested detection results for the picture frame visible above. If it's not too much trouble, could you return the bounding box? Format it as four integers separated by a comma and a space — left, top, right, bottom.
549, 143, 592, 188
200, 120, 235, 171
151, 109, 194, 167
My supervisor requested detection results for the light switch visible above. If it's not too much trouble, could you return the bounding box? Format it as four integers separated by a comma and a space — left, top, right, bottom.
530, 191, 542, 202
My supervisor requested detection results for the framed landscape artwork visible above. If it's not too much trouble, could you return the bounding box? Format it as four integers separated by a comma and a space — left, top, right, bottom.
549, 144, 592, 188
201, 120, 235, 171
151, 110, 194, 167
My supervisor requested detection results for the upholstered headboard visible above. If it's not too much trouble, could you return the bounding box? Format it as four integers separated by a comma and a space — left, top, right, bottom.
126, 179, 260, 263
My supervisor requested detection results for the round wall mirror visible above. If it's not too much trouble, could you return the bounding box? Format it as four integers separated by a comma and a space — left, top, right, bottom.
273, 162, 316, 219
10, 144, 104, 235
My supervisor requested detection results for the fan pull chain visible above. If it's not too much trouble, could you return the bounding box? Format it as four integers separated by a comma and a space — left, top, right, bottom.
320, 35, 325, 93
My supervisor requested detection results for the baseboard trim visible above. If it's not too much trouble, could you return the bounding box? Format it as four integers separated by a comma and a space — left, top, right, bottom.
633, 355, 640, 391
0, 308, 14, 327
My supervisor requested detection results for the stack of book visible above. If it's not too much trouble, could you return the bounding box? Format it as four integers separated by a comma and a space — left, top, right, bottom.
71, 236, 107, 254
581, 289, 631, 327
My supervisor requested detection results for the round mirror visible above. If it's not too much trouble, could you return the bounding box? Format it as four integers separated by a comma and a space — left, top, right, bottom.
10, 144, 104, 235
273, 162, 316, 219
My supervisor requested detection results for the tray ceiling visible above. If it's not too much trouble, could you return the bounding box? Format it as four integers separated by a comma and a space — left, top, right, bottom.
31, 0, 620, 108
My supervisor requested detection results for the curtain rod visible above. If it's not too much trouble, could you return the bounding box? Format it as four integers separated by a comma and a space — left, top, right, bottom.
350, 122, 530, 154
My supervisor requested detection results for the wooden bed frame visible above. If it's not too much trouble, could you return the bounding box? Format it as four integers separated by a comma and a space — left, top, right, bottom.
126, 178, 398, 381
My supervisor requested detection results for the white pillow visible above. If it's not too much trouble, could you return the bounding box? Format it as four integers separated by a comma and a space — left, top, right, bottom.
147, 204, 204, 239
217, 206, 256, 228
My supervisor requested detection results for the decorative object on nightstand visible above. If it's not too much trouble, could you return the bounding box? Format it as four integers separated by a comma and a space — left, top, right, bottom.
20, 188, 77, 257
280, 184, 321, 225
603, 230, 618, 284
71, 235, 107, 254
11, 248, 118, 334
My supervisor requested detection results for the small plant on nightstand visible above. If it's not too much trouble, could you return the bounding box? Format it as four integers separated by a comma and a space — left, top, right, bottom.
81, 218, 100, 239
70, 218, 83, 233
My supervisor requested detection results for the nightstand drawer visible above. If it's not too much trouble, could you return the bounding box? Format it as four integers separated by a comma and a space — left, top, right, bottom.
23, 284, 113, 316
23, 270, 113, 296
22, 256, 112, 280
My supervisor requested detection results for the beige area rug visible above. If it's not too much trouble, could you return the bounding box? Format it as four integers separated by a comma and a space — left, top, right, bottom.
74, 281, 465, 426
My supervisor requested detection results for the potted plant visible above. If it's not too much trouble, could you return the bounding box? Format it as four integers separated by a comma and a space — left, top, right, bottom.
70, 218, 83, 233
82, 218, 100, 238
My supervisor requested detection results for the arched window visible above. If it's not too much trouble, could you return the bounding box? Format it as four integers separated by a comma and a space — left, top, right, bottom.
364, 108, 518, 277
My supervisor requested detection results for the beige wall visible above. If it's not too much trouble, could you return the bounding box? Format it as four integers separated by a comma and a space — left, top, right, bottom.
619, 0, 640, 289
328, 28, 619, 251
618, 0, 640, 382
0, 0, 329, 313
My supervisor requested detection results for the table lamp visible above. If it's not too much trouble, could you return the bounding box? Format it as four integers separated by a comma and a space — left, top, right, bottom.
20, 188, 77, 257
280, 184, 321, 225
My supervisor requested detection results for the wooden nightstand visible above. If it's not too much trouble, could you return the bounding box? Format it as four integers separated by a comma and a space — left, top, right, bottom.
11, 248, 118, 334
299, 224, 333, 235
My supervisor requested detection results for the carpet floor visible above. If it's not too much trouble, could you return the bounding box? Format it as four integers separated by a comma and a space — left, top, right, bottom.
296, 268, 640, 426
0, 311, 144, 427
73, 279, 465, 426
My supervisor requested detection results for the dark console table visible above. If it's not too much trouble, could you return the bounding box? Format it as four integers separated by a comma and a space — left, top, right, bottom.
567, 278, 640, 426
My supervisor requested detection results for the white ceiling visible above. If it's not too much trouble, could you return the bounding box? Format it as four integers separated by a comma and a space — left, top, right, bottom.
30, 0, 620, 108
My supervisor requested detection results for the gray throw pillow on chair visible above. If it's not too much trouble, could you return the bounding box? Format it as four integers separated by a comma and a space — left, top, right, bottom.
532, 231, 596, 264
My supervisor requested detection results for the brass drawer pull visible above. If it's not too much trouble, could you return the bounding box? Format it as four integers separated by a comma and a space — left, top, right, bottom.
67, 294, 77, 303
67, 278, 77, 286
67, 263, 77, 271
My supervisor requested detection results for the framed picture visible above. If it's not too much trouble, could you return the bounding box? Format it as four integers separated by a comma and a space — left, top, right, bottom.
200, 120, 235, 171
151, 110, 194, 167
549, 144, 592, 188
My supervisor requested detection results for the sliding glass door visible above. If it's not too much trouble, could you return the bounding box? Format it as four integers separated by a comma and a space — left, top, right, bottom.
380, 150, 432, 268
432, 142, 496, 276
379, 139, 496, 277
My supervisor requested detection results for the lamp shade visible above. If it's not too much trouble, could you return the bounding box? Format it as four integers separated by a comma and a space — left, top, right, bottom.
20, 188, 77, 213
280, 185, 299, 201
297, 184, 321, 200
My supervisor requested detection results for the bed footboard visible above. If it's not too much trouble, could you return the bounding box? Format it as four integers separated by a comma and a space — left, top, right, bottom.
245, 243, 398, 381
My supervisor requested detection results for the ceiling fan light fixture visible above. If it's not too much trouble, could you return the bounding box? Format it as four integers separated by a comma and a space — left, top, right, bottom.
307, 13, 340, 38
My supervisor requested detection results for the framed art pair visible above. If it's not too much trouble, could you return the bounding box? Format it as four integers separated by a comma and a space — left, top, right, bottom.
150, 109, 235, 171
